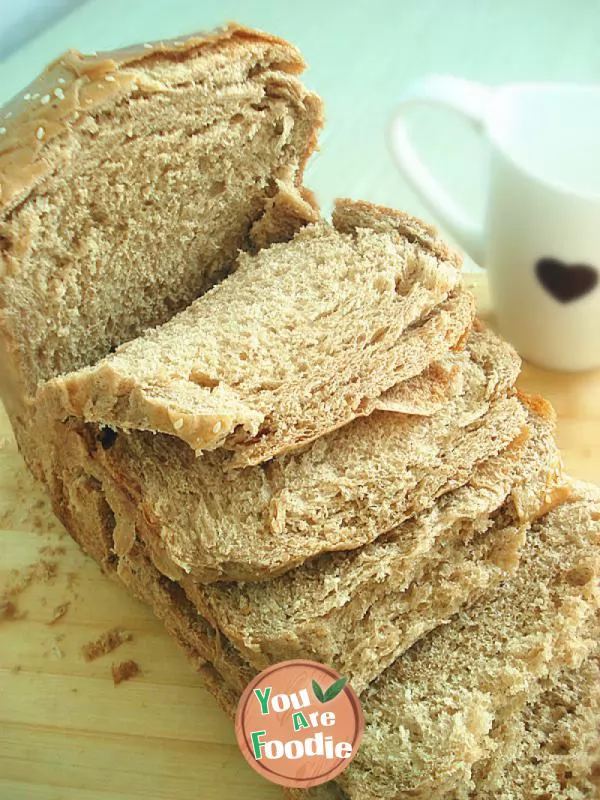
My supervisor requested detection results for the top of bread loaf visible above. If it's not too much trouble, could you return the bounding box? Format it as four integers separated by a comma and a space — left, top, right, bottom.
0, 23, 310, 215
0, 24, 323, 466
38, 198, 465, 465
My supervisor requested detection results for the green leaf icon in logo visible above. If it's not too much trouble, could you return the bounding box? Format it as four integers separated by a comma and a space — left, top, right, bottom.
312, 676, 348, 703
312, 679, 326, 703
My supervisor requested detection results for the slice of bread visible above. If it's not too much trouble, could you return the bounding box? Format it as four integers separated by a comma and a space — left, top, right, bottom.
334, 484, 600, 800
37, 199, 468, 465
48, 325, 523, 582
468, 651, 600, 799
0, 24, 322, 468
284, 651, 600, 799
180, 399, 563, 693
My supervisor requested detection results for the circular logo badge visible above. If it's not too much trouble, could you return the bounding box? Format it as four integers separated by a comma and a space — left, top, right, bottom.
235, 660, 364, 789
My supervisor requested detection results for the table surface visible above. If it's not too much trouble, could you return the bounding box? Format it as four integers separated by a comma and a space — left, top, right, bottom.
2, 0, 600, 267
1, 275, 599, 800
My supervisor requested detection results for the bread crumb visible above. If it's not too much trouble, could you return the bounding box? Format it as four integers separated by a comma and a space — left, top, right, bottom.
35, 560, 58, 583
66, 571, 78, 590
2, 559, 58, 602
10, 665, 22, 674
111, 659, 140, 686
46, 601, 70, 625
82, 627, 133, 662
38, 545, 67, 557
0, 600, 19, 621
51, 643, 65, 660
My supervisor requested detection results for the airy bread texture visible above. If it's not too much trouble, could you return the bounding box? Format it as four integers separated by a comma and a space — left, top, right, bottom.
120, 485, 600, 799
285, 651, 600, 800
45, 387, 561, 694
54, 324, 524, 583
469, 653, 600, 799
336, 485, 600, 800
180, 399, 562, 693
0, 24, 322, 468
17, 412, 600, 800
34, 399, 600, 800
37, 199, 467, 464
195, 489, 600, 800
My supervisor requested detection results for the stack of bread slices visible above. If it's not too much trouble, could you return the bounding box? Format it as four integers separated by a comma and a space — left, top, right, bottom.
1, 24, 598, 799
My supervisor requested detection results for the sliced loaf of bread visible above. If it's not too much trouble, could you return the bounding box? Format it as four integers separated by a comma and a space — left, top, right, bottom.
37, 199, 469, 465
49, 325, 522, 582
37, 403, 599, 796
0, 24, 322, 470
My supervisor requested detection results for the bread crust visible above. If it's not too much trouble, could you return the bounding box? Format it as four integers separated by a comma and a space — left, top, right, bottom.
332, 197, 463, 268
0, 23, 314, 216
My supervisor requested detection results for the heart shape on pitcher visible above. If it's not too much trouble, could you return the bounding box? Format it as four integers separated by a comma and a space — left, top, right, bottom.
535, 257, 598, 303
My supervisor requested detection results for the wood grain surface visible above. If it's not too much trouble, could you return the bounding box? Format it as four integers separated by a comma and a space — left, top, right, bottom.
1, 275, 599, 800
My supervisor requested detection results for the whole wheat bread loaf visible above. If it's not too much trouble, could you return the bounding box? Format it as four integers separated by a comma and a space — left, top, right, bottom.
30, 396, 599, 796
53, 325, 523, 582
0, 24, 322, 470
37, 198, 468, 465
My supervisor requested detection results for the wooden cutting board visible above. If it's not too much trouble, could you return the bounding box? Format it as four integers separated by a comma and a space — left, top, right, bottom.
1, 275, 599, 800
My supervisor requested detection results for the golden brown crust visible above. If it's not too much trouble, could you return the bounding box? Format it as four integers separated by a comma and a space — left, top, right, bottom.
332, 197, 463, 269
516, 390, 557, 425
0, 23, 308, 216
